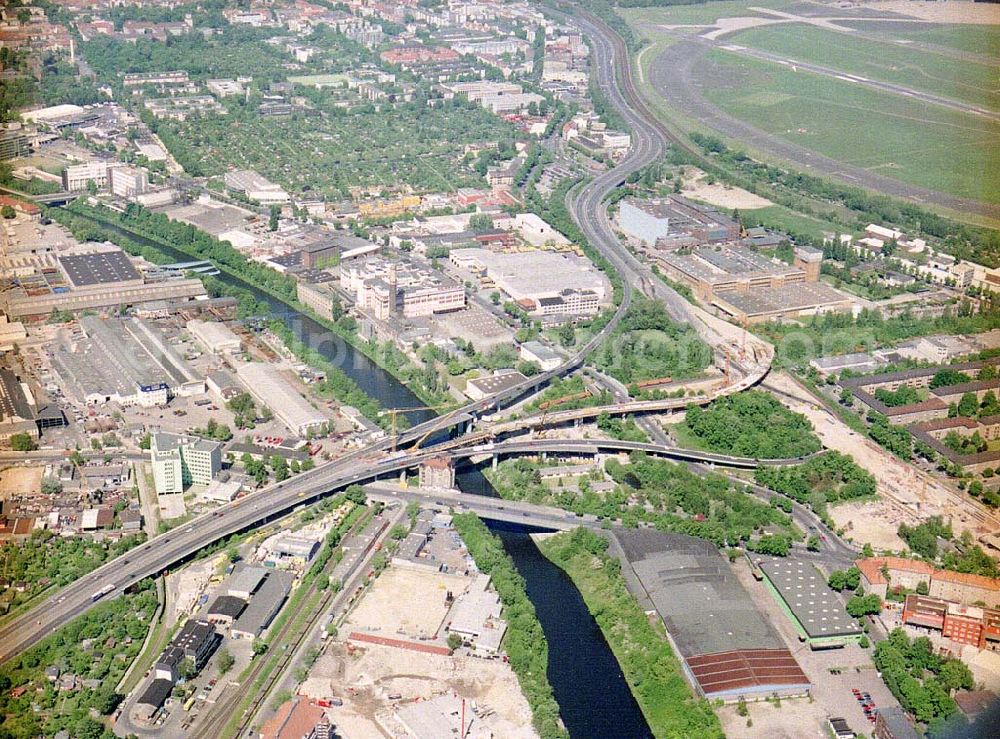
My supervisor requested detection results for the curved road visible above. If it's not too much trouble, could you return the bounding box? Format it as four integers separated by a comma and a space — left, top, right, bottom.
647, 37, 1000, 221
0, 5, 783, 665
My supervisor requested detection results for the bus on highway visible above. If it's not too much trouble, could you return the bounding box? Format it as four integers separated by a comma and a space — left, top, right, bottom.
91, 583, 114, 602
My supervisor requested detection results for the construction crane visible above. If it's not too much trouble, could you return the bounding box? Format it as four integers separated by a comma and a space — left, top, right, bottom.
377, 405, 449, 451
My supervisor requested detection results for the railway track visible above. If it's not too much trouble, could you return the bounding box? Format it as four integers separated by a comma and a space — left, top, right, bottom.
190, 509, 378, 739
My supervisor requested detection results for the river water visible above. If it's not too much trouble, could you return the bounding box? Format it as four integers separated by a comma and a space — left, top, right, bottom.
84, 214, 653, 738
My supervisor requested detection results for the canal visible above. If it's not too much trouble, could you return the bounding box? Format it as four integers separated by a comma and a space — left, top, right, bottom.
78, 212, 653, 737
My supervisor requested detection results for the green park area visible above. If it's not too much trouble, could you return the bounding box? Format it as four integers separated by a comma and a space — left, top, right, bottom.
729, 24, 1000, 112
588, 297, 712, 386
539, 529, 723, 739
700, 49, 1000, 205
674, 390, 822, 459
618, 0, 791, 31
487, 455, 801, 552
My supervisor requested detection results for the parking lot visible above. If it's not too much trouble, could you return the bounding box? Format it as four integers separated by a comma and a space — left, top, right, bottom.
717, 559, 899, 738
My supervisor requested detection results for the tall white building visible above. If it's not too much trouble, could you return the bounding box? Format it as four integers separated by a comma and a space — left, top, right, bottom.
110, 166, 149, 199
62, 161, 110, 192
150, 432, 221, 494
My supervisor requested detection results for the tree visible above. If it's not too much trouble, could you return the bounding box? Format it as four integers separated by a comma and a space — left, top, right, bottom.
806, 535, 820, 551
345, 484, 366, 505
178, 657, 197, 680
0, 204, 15, 219
217, 649, 235, 675
227, 547, 240, 563
828, 566, 861, 592
447, 632, 463, 651
252, 639, 268, 655
938, 659, 974, 692
846, 593, 882, 617
9, 433, 36, 451
469, 212, 493, 233
269, 204, 280, 231
957, 392, 979, 418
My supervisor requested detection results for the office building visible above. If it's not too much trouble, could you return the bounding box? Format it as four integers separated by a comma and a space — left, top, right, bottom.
109, 166, 149, 199
62, 161, 110, 191
150, 432, 222, 494
153, 619, 218, 681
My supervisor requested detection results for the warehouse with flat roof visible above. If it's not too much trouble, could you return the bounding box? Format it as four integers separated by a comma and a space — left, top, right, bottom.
758, 557, 862, 647
51, 316, 203, 407
615, 529, 810, 701
233, 362, 327, 436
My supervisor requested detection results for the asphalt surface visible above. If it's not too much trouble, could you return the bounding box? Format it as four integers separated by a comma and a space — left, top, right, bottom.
646, 37, 1000, 221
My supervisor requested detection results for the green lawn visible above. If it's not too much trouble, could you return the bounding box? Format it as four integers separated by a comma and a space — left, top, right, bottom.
702, 49, 1000, 204
740, 204, 845, 240
874, 23, 1000, 56
620, 0, 791, 30
729, 24, 1000, 112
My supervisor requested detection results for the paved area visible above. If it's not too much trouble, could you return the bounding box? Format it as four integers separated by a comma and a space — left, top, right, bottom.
722, 558, 900, 737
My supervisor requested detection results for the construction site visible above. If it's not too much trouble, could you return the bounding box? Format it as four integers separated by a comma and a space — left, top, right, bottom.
295, 512, 537, 739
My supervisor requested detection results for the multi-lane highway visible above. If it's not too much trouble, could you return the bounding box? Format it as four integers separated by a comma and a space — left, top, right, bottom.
0, 5, 784, 665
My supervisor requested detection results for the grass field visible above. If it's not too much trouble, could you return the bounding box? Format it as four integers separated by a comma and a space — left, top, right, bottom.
729, 24, 1000, 112
857, 22, 1000, 56
740, 204, 845, 240
619, 0, 790, 30
701, 49, 1000, 204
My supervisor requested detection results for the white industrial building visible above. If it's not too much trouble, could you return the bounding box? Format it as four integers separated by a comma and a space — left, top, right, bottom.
109, 166, 149, 199
186, 319, 242, 354
519, 340, 561, 371
62, 161, 110, 191
223, 169, 289, 204
449, 248, 607, 317
150, 432, 222, 494
233, 362, 327, 436
51, 316, 203, 407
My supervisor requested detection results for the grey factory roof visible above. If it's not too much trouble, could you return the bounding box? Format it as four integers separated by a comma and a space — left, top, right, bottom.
207, 595, 246, 620
51, 316, 196, 401
466, 370, 527, 397
714, 282, 852, 317
58, 251, 141, 287
759, 558, 862, 639
228, 565, 268, 599
232, 569, 293, 638
0, 368, 34, 424
616, 529, 783, 657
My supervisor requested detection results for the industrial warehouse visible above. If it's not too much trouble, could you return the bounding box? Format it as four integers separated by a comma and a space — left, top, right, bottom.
758, 558, 863, 648
50, 315, 204, 407
615, 530, 811, 702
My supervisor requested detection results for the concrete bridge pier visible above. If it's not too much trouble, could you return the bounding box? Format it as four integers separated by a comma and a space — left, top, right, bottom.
491, 454, 498, 471
399, 469, 407, 485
